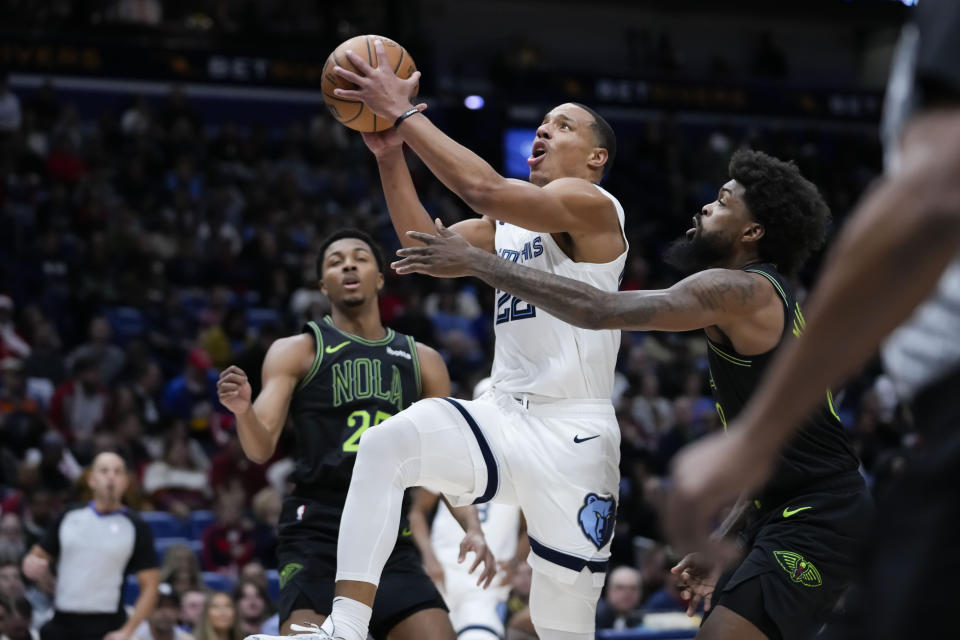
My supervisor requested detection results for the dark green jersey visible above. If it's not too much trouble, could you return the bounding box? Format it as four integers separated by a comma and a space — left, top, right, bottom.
289, 316, 423, 495
707, 263, 860, 505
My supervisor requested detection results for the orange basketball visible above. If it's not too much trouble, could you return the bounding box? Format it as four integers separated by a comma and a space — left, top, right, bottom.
321, 35, 418, 133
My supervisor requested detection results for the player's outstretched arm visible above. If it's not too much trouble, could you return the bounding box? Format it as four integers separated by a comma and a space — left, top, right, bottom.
406, 488, 446, 590
665, 109, 960, 555
334, 40, 621, 240
362, 126, 497, 252
218, 335, 311, 464
394, 221, 770, 332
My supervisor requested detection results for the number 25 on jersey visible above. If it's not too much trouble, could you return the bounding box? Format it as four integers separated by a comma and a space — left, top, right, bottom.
342, 409, 392, 452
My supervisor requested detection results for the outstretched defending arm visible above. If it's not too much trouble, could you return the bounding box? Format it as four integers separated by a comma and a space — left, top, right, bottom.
393, 222, 771, 334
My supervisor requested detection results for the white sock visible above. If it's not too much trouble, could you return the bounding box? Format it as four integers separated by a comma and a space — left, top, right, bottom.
323, 597, 371, 640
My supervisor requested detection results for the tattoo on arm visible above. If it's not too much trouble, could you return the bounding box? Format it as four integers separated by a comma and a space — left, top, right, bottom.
686, 272, 757, 312
472, 257, 760, 332
474, 256, 607, 328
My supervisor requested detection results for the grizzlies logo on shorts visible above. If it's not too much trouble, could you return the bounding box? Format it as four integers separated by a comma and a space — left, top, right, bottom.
577, 494, 616, 550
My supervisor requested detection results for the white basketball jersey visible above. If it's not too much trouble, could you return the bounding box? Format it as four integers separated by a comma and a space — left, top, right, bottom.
490, 184, 628, 400
431, 499, 521, 572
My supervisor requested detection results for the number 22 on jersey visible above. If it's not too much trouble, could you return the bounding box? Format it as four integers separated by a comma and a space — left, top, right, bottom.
496, 291, 537, 324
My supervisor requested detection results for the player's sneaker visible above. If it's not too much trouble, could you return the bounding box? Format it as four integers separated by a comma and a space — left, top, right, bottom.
244, 622, 339, 640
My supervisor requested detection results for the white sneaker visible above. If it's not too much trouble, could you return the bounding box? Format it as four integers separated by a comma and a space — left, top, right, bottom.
244, 622, 338, 640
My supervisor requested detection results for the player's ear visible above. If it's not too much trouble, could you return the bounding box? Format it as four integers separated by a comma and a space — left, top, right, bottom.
743, 222, 765, 244
376, 271, 385, 292
587, 147, 608, 173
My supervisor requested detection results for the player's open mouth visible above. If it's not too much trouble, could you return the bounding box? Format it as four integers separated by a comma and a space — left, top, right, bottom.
528, 141, 547, 167
343, 276, 360, 290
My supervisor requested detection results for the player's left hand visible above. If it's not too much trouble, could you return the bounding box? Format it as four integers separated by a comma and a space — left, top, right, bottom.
361, 103, 427, 158
671, 553, 723, 617
392, 219, 479, 278
666, 426, 774, 558
333, 38, 422, 121
458, 528, 498, 589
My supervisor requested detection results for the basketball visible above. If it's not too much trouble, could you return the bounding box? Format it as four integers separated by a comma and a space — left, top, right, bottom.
321, 35, 418, 133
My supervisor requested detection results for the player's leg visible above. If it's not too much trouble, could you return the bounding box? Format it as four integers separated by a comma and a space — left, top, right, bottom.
509, 404, 620, 637
697, 573, 779, 640
697, 604, 771, 640
328, 397, 507, 640
271, 497, 338, 635
706, 480, 869, 640
527, 567, 603, 640
370, 543, 455, 640
280, 610, 327, 635
386, 609, 455, 640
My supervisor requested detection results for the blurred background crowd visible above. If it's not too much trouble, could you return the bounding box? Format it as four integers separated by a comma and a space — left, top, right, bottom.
0, 0, 918, 635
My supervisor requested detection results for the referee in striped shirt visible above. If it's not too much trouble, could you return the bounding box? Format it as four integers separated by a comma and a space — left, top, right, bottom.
22, 452, 160, 640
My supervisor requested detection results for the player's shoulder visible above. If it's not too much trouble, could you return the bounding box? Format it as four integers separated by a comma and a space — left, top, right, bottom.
542, 176, 605, 197
413, 341, 443, 364
544, 177, 619, 221
263, 332, 317, 376
684, 268, 779, 305
269, 332, 316, 354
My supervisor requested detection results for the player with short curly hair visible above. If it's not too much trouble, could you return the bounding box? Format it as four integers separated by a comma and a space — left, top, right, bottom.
392, 148, 871, 640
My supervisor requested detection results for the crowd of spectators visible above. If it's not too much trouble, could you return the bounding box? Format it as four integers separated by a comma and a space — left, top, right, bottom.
0, 73, 913, 634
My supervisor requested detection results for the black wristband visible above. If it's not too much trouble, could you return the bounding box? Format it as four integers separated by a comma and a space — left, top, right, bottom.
394, 107, 420, 129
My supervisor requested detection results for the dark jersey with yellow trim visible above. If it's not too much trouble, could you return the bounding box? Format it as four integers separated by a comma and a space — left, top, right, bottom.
706, 263, 859, 504
289, 316, 422, 495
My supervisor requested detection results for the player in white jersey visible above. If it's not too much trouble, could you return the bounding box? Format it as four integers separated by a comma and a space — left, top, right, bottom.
408, 379, 525, 640
252, 40, 626, 640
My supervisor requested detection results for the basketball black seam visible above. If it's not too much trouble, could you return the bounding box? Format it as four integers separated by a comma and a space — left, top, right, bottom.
393, 48, 404, 74
340, 103, 364, 124
365, 36, 373, 67
323, 92, 361, 105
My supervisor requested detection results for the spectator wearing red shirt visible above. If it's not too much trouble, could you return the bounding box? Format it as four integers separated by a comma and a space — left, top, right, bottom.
201, 494, 254, 576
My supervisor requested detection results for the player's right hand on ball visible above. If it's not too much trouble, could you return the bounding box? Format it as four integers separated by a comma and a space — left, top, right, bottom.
217, 365, 252, 415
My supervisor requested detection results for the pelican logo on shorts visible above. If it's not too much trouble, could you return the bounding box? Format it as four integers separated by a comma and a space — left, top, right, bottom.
774, 551, 822, 587
577, 493, 616, 550
296, 504, 306, 521
279, 563, 303, 590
